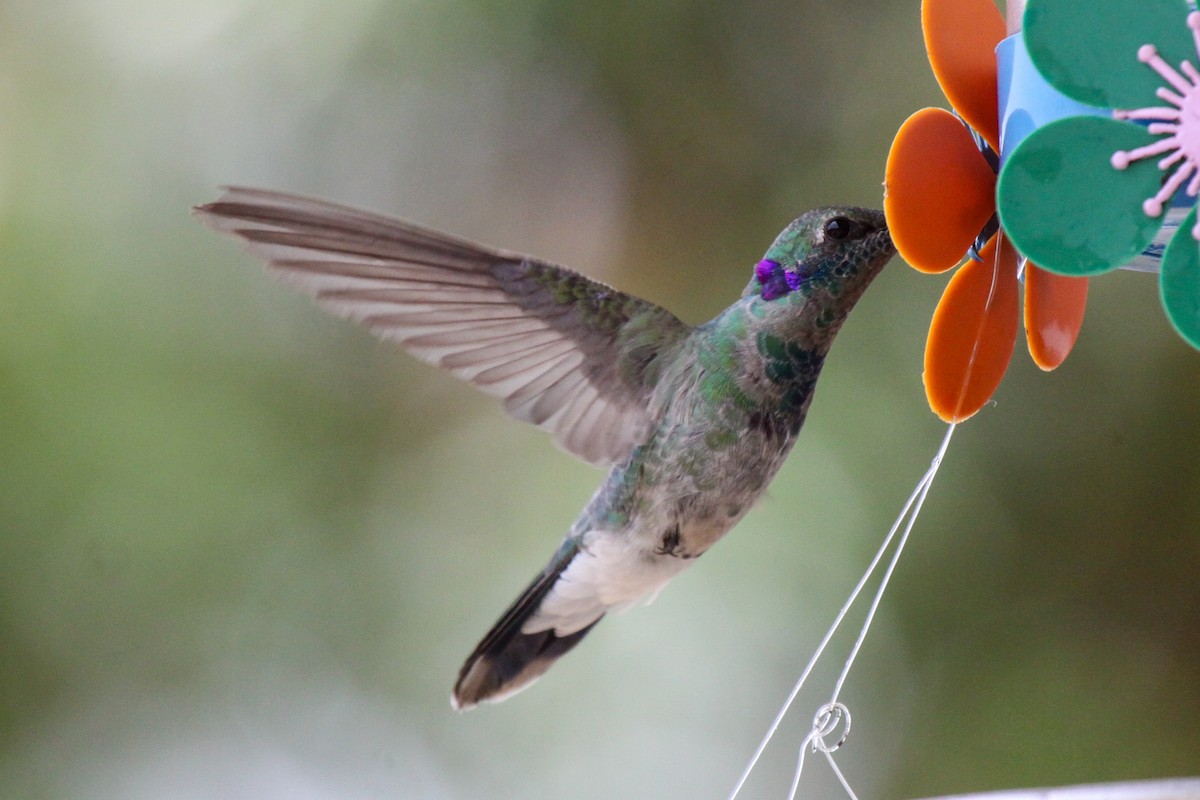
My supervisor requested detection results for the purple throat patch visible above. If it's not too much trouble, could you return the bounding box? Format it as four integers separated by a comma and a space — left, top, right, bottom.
756, 259, 801, 300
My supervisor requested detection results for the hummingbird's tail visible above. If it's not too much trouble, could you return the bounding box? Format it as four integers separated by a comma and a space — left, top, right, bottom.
452, 540, 602, 710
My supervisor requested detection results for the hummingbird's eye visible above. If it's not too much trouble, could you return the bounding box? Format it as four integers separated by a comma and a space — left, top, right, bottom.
824, 217, 852, 240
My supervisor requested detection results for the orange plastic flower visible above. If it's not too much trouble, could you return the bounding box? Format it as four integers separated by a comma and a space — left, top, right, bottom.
884, 0, 1089, 422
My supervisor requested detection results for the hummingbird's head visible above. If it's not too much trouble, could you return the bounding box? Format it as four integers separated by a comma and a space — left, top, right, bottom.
749, 207, 894, 304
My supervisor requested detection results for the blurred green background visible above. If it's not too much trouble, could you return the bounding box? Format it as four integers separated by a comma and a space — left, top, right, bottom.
1, 1, 1197, 798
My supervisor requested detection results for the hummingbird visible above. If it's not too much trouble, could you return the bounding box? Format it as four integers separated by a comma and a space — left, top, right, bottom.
196, 187, 895, 710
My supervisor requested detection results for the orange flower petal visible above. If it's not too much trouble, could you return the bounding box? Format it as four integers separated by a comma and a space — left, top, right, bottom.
885, 108, 997, 274
1024, 265, 1088, 371
924, 234, 1020, 422
921, 0, 1004, 152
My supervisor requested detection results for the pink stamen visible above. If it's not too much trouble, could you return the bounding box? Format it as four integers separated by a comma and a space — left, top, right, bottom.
1116, 107, 1182, 121
1161, 146, 1187, 170
1157, 86, 1186, 106
1116, 14, 1200, 240
1112, 136, 1179, 170
1146, 160, 1196, 217
1186, 167, 1200, 197
1142, 44, 1194, 94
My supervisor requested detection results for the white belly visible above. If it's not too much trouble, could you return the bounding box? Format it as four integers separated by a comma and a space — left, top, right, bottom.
520, 527, 700, 636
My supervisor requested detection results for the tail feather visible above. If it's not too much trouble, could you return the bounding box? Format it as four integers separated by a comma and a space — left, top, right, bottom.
452, 540, 602, 710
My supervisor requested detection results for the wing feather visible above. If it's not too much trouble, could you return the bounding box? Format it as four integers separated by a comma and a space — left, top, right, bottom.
502, 357, 585, 421
453, 343, 576, 386
197, 187, 691, 465
560, 394, 610, 459
402, 318, 552, 347
470, 342, 576, 386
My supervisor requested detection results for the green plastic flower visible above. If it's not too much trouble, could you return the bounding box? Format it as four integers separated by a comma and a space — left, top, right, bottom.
996, 0, 1200, 348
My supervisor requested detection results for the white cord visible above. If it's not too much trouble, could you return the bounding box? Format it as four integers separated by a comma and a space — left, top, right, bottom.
727, 422, 957, 800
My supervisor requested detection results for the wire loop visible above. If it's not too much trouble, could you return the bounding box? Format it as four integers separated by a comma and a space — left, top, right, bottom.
810, 702, 852, 754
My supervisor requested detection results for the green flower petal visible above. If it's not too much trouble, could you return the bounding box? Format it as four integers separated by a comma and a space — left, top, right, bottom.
1160, 207, 1200, 349
1025, 0, 1194, 109
997, 116, 1163, 276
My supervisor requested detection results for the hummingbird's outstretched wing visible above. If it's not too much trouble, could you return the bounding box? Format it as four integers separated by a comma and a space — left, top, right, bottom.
196, 187, 690, 466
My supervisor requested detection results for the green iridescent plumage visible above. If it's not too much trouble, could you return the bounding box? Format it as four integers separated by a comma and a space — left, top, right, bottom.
197, 189, 894, 710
